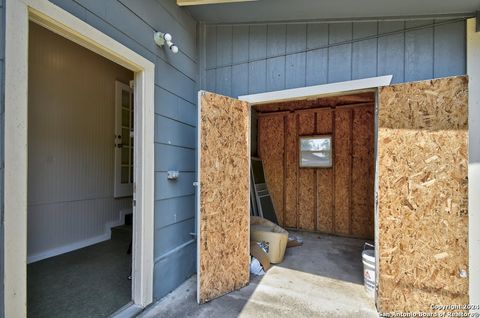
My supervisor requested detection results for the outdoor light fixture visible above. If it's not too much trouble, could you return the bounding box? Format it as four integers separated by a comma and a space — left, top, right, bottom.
154, 32, 179, 54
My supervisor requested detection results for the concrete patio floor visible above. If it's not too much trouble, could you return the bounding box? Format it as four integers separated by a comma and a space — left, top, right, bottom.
139, 232, 378, 318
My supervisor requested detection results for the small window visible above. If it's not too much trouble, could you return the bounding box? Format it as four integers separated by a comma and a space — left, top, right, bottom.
299, 135, 332, 168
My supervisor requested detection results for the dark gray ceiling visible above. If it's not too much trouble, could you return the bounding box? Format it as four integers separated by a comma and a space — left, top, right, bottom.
185, 0, 480, 24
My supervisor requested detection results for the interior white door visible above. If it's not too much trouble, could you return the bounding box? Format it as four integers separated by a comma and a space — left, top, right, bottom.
114, 81, 134, 198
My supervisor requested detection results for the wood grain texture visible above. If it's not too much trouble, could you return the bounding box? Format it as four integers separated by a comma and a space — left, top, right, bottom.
377, 76, 468, 312
284, 113, 298, 228
351, 106, 375, 238
297, 112, 317, 231
258, 114, 285, 226
198, 92, 250, 304
315, 110, 334, 233
334, 109, 352, 235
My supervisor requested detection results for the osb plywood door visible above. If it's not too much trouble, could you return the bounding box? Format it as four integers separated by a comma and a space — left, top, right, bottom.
197, 91, 250, 304
377, 76, 468, 313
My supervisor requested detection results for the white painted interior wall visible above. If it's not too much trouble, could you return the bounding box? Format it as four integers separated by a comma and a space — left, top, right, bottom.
27, 22, 133, 263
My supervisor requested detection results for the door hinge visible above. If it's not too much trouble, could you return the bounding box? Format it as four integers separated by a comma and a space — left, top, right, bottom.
129, 80, 135, 89
133, 199, 136, 207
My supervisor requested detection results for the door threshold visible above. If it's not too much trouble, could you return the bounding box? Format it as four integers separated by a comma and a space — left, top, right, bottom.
109, 302, 143, 318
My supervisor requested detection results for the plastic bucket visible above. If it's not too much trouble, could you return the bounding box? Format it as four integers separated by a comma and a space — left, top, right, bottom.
362, 243, 375, 297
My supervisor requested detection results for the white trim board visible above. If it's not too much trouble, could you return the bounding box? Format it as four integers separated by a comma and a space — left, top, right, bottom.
467, 18, 480, 315
5, 0, 155, 316
238, 75, 393, 105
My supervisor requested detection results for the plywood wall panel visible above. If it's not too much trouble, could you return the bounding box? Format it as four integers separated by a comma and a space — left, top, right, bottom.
198, 92, 250, 304
297, 112, 317, 231
315, 110, 334, 233
334, 109, 352, 235
284, 114, 298, 228
258, 115, 285, 226
351, 106, 375, 238
377, 76, 468, 312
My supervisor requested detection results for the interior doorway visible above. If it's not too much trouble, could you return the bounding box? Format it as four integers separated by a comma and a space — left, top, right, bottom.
4, 0, 155, 316
27, 21, 135, 317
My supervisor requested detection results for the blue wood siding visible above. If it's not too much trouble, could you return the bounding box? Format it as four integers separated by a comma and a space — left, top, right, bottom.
203, 19, 466, 96
42, 0, 198, 301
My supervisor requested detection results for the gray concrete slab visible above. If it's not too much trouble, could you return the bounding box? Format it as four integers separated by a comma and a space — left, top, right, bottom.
139, 232, 378, 318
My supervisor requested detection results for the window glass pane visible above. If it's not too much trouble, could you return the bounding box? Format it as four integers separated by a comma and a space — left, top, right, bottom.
299, 136, 332, 167
300, 136, 331, 151
121, 167, 129, 183
122, 128, 130, 146
122, 147, 129, 165
122, 109, 130, 127
122, 90, 130, 108
301, 151, 331, 167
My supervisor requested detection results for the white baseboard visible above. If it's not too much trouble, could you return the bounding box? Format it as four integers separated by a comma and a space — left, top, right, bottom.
27, 208, 133, 264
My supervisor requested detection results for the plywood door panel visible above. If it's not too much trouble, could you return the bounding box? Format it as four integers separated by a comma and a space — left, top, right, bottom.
298, 112, 316, 231
198, 91, 250, 304
377, 76, 468, 312
351, 106, 375, 238
334, 109, 352, 235
315, 110, 334, 233
284, 113, 298, 228
258, 115, 285, 226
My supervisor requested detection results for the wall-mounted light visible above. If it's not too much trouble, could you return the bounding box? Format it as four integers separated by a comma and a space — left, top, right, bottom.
154, 32, 179, 54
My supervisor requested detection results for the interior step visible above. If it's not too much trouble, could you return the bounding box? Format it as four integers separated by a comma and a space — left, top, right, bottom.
111, 224, 132, 242
125, 213, 133, 225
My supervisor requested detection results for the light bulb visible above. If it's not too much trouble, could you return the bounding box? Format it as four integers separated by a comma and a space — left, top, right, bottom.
163, 33, 172, 42
170, 45, 179, 54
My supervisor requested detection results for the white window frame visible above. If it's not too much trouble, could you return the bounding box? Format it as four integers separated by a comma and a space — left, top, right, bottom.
5, 0, 155, 316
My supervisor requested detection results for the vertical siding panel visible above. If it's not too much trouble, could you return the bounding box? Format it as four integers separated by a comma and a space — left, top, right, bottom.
216, 25, 232, 67
206, 69, 216, 91
297, 112, 316, 231
352, 22, 378, 79
405, 20, 434, 82
215, 66, 232, 96
286, 24, 307, 54
267, 56, 286, 91
267, 24, 286, 58
316, 110, 334, 233
306, 49, 328, 86
434, 20, 466, 78
205, 25, 217, 69
248, 60, 267, 93
284, 114, 298, 228
307, 23, 328, 50
249, 24, 267, 60
232, 25, 249, 64
328, 23, 352, 82
378, 21, 405, 83
232, 63, 249, 97
334, 109, 352, 235
286, 53, 306, 89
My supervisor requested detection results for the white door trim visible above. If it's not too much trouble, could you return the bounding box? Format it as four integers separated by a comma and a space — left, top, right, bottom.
238, 75, 392, 105
466, 18, 480, 314
5, 0, 155, 316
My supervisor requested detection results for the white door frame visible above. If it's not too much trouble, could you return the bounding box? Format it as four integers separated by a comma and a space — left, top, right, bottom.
466, 17, 480, 314
4, 0, 155, 316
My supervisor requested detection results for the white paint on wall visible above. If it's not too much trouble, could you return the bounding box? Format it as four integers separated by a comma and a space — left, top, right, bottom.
467, 18, 480, 313
27, 22, 133, 262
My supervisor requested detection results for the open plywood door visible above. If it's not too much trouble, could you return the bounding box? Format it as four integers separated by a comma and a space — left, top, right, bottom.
197, 91, 250, 304
377, 76, 468, 312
